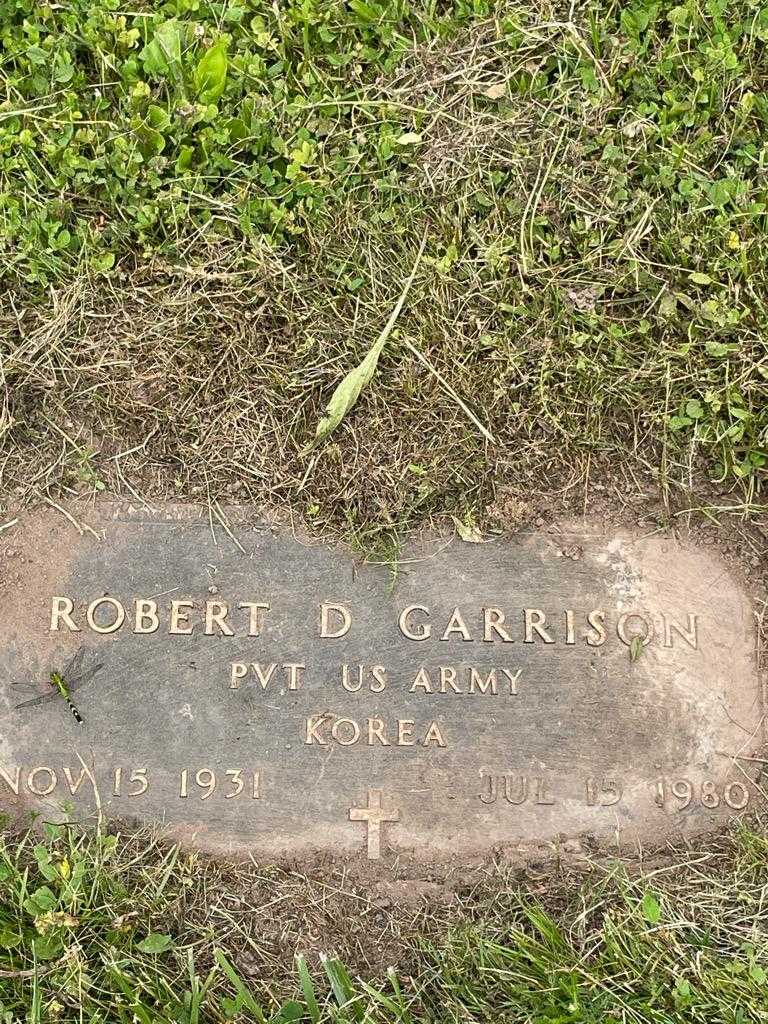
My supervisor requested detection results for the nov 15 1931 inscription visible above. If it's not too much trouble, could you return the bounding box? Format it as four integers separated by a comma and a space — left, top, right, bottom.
0, 506, 762, 862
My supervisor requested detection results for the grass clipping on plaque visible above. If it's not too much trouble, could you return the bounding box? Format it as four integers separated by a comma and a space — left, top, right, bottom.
0, 821, 767, 1020
0, 0, 766, 549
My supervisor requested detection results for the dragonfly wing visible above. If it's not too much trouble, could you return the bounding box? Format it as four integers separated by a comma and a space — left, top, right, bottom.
15, 693, 54, 710
68, 660, 103, 694
62, 647, 87, 679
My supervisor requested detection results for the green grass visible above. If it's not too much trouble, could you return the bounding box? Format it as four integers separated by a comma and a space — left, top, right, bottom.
0, 0, 766, 550
0, 0, 489, 284
2, 821, 768, 1021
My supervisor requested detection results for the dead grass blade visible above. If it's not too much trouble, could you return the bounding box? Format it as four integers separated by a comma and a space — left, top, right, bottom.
313, 233, 427, 444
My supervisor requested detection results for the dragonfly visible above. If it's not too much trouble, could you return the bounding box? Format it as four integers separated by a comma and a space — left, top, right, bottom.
14, 648, 102, 726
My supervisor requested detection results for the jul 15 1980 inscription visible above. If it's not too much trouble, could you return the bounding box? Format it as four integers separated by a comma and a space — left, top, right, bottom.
0, 505, 762, 862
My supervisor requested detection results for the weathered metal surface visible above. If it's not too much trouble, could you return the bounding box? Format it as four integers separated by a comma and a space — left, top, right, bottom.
0, 505, 762, 861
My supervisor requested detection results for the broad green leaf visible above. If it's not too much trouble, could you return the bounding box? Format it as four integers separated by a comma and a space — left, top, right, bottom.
228, 117, 249, 142
348, 0, 381, 22
221, 995, 239, 1017
195, 40, 228, 104
33, 844, 59, 882
668, 415, 692, 430
705, 340, 733, 357
176, 145, 195, 173
750, 963, 767, 984
32, 931, 64, 961
26, 45, 48, 66
0, 928, 21, 948
314, 236, 426, 443
147, 104, 171, 131
92, 251, 116, 273
137, 932, 173, 954
271, 1001, 305, 1023
137, 124, 165, 156
140, 20, 183, 77
673, 976, 693, 1006
709, 179, 733, 207
642, 890, 661, 924
685, 399, 704, 419
23, 885, 57, 918
396, 132, 422, 145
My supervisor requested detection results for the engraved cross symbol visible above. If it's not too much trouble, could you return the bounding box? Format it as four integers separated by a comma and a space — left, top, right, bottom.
349, 789, 400, 860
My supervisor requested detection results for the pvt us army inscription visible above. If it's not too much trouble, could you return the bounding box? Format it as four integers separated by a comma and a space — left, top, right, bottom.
0, 507, 762, 862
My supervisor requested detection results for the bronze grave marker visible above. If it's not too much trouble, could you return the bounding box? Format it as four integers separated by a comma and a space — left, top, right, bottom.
0, 506, 762, 862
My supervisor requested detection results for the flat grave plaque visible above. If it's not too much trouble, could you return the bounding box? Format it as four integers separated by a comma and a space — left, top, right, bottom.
0, 506, 762, 862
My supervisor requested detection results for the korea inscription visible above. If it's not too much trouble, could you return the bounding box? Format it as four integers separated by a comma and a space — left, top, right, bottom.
0, 505, 762, 862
